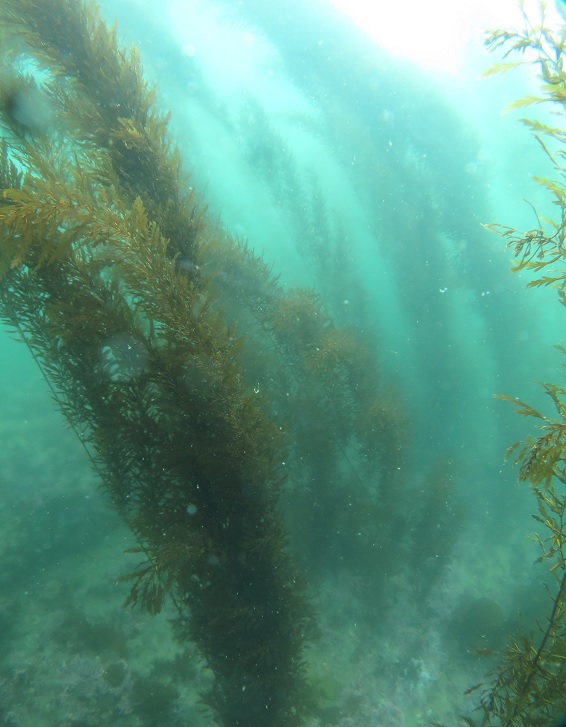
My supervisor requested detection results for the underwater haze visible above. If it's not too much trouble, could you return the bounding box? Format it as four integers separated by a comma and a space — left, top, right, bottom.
1, 0, 565, 725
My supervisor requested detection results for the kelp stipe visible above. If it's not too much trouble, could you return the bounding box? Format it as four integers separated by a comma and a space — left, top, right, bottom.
0, 1, 316, 724
457, 4, 566, 726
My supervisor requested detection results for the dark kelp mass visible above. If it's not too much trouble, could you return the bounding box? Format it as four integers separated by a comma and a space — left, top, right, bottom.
0, 0, 409, 724
0, 1, 312, 724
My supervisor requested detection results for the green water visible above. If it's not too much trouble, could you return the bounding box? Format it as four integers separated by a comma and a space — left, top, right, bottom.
1, 1, 564, 725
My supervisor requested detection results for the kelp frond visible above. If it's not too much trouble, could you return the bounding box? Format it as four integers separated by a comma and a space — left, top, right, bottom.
0, 2, 315, 726
477, 4, 566, 725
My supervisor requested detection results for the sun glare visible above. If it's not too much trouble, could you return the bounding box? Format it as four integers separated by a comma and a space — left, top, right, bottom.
327, 0, 555, 74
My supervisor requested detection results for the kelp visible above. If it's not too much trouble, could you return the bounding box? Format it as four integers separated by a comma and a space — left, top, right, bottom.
458, 4, 566, 725
0, 0, 414, 724
200, 216, 410, 591
0, 1, 314, 724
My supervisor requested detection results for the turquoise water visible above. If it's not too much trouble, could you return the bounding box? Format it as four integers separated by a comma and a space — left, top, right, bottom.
0, 1, 564, 725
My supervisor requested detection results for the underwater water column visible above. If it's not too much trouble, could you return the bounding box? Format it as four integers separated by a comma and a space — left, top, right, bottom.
0, 0, 315, 725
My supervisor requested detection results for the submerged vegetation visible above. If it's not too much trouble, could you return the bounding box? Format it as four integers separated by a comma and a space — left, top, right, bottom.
0, 1, 311, 723
462, 4, 566, 726
8, 0, 566, 723
0, 0, 411, 724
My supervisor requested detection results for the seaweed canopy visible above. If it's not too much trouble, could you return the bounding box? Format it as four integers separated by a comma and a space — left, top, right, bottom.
0, 0, 315, 724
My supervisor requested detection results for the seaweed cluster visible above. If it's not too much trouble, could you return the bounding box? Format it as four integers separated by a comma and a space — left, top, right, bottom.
458, 5, 566, 726
0, 0, 409, 724
0, 1, 310, 723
